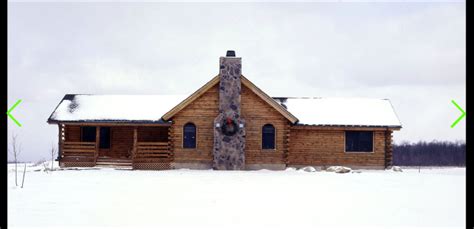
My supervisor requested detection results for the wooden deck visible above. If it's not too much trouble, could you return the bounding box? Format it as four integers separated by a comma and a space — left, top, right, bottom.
59, 139, 173, 169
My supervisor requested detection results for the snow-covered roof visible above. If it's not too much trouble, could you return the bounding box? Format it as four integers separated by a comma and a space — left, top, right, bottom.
49, 94, 401, 128
276, 97, 402, 127
48, 94, 188, 123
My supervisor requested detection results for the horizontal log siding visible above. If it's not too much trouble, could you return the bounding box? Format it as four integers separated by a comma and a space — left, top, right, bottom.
288, 128, 388, 167
385, 130, 393, 167
171, 84, 219, 163
171, 83, 290, 165
241, 85, 289, 165
65, 125, 81, 142
102, 126, 134, 158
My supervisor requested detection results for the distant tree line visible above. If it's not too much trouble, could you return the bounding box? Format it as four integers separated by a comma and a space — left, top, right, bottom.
393, 140, 465, 166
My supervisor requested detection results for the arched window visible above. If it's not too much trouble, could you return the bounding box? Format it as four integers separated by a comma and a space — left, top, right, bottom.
262, 124, 275, 149
183, 123, 196, 148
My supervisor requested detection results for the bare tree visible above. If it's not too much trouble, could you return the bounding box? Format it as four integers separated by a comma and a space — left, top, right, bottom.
21, 163, 26, 188
42, 161, 49, 174
50, 143, 57, 171
8, 134, 22, 186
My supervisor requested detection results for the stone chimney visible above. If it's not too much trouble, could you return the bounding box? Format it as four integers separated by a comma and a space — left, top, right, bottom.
213, 50, 246, 170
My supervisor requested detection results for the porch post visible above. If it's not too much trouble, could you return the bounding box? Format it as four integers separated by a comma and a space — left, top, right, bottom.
95, 127, 100, 161
385, 129, 393, 168
57, 124, 63, 161
133, 127, 138, 159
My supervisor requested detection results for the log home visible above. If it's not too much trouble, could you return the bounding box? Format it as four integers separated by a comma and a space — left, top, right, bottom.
47, 51, 402, 170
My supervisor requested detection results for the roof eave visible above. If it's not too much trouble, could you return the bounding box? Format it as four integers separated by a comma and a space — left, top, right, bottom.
161, 74, 299, 124
47, 119, 59, 125
162, 75, 220, 121
240, 75, 299, 124
48, 120, 173, 126
293, 124, 402, 130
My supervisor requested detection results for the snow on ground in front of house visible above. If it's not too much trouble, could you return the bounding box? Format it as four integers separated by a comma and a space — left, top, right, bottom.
8, 164, 465, 229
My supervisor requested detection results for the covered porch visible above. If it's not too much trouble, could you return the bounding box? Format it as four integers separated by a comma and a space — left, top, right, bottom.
57, 123, 174, 169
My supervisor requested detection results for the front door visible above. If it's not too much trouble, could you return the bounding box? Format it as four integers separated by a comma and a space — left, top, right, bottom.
98, 127, 111, 157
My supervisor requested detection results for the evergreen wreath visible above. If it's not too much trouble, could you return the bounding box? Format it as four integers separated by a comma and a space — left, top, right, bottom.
221, 117, 239, 136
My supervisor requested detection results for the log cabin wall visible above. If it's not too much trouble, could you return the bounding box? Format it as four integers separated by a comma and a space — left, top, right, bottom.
170, 84, 219, 168
288, 127, 392, 169
64, 125, 81, 142
170, 82, 291, 170
384, 130, 394, 168
241, 84, 290, 169
59, 90, 396, 170
104, 126, 134, 158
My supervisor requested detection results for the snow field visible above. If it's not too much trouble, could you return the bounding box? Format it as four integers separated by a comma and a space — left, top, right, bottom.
8, 165, 465, 229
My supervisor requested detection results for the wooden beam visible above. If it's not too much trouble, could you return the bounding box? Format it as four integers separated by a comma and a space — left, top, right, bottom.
168, 125, 174, 160
95, 127, 100, 162
58, 124, 63, 161
58, 122, 172, 127
133, 127, 138, 160
385, 130, 393, 168
291, 125, 401, 131
64, 141, 96, 145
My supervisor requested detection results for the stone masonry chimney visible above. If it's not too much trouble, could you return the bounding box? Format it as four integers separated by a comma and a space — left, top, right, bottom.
213, 50, 246, 170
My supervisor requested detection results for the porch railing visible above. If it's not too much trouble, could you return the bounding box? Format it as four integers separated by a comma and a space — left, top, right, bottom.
61, 141, 97, 161
133, 142, 172, 161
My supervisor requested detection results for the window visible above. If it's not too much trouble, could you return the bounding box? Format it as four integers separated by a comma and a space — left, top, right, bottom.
183, 123, 196, 148
345, 131, 373, 152
99, 127, 111, 149
81, 126, 96, 142
262, 124, 275, 149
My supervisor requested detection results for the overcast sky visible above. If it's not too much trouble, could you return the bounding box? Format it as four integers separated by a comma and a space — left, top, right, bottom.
8, 2, 465, 162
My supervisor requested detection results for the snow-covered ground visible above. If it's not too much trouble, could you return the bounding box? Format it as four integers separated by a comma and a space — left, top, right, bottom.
8, 163, 465, 229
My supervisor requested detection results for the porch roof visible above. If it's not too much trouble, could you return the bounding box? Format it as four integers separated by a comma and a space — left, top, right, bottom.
47, 94, 188, 124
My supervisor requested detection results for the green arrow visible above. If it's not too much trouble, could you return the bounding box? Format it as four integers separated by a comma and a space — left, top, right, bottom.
451, 100, 465, 128
7, 99, 22, 127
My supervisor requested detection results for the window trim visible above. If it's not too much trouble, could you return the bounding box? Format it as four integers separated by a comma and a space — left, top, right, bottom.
344, 130, 375, 153
261, 124, 276, 151
182, 122, 197, 149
